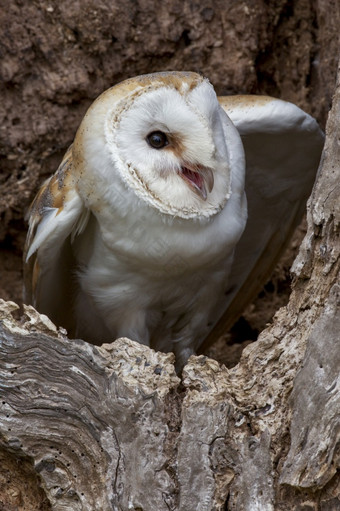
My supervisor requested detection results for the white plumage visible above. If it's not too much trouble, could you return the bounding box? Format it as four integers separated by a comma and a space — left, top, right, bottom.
24, 72, 324, 369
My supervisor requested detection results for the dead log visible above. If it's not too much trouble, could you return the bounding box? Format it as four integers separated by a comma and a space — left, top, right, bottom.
0, 60, 339, 510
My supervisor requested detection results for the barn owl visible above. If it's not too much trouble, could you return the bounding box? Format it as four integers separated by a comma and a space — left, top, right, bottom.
24, 71, 324, 369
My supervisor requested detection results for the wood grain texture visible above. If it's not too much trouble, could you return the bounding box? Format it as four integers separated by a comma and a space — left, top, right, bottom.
0, 302, 180, 510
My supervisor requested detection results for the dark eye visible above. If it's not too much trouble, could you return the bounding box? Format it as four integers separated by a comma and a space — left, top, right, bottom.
146, 131, 169, 149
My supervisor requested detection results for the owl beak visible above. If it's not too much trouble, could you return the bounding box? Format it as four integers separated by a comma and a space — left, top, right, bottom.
180, 165, 214, 201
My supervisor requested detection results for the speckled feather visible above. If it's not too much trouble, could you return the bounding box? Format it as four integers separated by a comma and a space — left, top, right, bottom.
24, 146, 73, 299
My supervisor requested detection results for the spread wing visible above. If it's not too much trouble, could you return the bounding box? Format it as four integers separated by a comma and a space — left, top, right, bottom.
201, 95, 324, 350
24, 146, 89, 332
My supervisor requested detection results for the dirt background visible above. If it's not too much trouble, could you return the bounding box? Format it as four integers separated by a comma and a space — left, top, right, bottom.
0, 0, 339, 369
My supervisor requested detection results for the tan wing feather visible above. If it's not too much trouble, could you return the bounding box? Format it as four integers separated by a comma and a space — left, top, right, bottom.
200, 95, 324, 351
24, 146, 87, 332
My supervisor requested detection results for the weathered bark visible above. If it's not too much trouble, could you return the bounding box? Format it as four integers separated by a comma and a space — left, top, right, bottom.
0, 60, 339, 509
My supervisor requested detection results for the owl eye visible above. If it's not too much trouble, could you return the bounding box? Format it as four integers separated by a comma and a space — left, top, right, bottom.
146, 131, 169, 149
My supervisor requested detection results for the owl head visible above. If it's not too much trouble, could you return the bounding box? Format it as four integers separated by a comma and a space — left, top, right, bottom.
72, 72, 244, 219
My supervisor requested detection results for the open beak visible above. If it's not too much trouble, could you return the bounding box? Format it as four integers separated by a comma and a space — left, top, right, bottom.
179, 164, 214, 201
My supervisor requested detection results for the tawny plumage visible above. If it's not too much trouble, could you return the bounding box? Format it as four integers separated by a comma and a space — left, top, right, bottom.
24, 72, 324, 369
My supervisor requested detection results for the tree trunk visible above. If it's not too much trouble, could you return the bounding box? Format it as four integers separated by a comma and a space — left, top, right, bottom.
0, 59, 339, 509
0, 1, 339, 509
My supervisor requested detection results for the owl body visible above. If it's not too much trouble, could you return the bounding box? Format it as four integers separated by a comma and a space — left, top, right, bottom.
24, 72, 324, 368
72, 180, 246, 362
69, 77, 247, 362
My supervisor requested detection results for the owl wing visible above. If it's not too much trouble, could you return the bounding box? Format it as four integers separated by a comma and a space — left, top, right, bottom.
24, 146, 89, 332
201, 95, 324, 349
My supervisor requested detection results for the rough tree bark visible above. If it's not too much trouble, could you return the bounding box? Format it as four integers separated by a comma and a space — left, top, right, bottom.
0, 60, 339, 511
